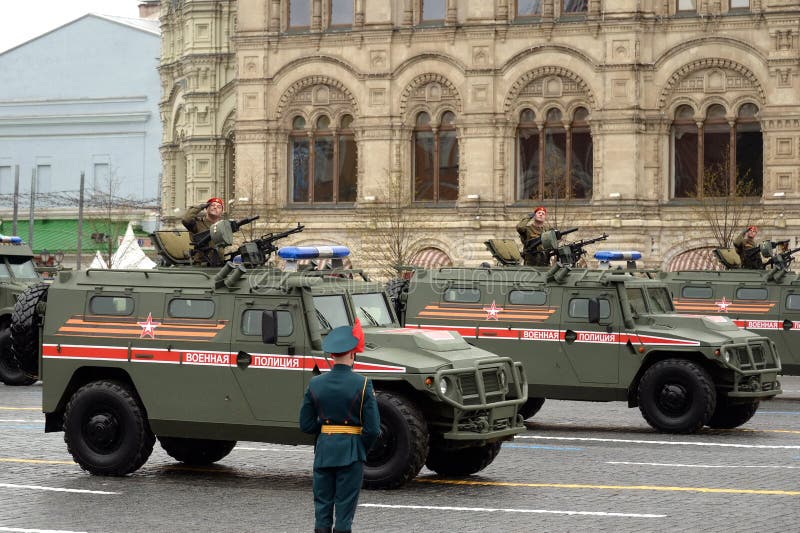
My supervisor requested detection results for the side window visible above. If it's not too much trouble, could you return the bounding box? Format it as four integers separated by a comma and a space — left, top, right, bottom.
241, 309, 294, 337
508, 290, 547, 305
735, 288, 768, 300
681, 286, 712, 299
786, 294, 800, 311
568, 298, 611, 319
168, 298, 215, 318
626, 288, 647, 315
90, 295, 134, 316
443, 287, 480, 303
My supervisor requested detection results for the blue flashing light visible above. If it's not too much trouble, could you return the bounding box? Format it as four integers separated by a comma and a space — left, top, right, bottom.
278, 246, 350, 260
0, 235, 23, 244
594, 250, 642, 262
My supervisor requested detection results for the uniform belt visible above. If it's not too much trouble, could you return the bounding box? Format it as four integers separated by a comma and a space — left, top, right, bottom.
320, 425, 362, 435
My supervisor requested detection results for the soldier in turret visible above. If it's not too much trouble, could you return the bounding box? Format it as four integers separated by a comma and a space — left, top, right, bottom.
733, 225, 765, 270
517, 206, 552, 266
182, 197, 224, 236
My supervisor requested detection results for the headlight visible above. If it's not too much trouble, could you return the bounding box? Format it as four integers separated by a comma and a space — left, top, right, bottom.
439, 377, 449, 396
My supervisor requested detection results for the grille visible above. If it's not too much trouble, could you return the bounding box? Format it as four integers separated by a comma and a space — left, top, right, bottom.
750, 344, 766, 368
457, 369, 505, 405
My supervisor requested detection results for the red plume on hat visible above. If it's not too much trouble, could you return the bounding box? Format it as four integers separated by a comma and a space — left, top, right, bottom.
352, 318, 365, 354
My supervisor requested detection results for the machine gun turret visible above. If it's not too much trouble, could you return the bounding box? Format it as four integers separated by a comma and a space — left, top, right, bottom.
549, 233, 609, 266
523, 227, 578, 256
766, 244, 800, 271
236, 223, 305, 267
191, 216, 260, 267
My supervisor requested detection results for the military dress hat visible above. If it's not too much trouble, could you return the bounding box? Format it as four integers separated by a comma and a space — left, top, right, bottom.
207, 197, 224, 208
534, 206, 547, 215
323, 325, 359, 355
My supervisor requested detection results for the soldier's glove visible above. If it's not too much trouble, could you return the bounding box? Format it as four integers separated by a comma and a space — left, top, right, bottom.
197, 202, 210, 210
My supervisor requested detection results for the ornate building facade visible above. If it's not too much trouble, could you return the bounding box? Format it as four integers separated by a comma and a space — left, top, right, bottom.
158, 0, 800, 271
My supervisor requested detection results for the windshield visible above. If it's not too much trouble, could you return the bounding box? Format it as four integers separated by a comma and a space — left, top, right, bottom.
0, 263, 10, 280
352, 292, 394, 327
626, 288, 647, 316
8, 259, 39, 279
648, 287, 675, 313
312, 295, 350, 331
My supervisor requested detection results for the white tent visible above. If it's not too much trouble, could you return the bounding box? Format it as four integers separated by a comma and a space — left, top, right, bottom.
88, 250, 108, 269
110, 222, 157, 270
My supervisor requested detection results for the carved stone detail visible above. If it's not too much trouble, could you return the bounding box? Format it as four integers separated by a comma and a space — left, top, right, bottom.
276, 76, 359, 118
659, 59, 766, 108
399, 73, 463, 115
504, 67, 596, 113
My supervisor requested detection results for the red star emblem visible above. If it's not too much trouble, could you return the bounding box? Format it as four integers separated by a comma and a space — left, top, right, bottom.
483, 300, 504, 321
137, 312, 161, 339
715, 297, 731, 312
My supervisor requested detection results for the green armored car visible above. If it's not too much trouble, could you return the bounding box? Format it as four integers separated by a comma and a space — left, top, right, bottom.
660, 242, 800, 375
16, 245, 526, 489
390, 262, 782, 434
0, 235, 42, 386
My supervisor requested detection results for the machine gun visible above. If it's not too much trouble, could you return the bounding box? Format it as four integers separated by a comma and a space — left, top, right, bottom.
235, 223, 305, 267
551, 233, 610, 266
191, 216, 260, 267
523, 227, 578, 256
766, 244, 800, 271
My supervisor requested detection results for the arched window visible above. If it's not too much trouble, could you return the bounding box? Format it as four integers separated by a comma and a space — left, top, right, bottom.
518, 106, 592, 200
671, 103, 762, 197
413, 111, 459, 202
517, 108, 539, 199
290, 113, 358, 203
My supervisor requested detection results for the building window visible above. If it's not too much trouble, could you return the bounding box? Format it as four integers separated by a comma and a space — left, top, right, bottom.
671, 103, 762, 198
290, 113, 357, 204
421, 0, 446, 23
677, 0, 697, 12
730, 0, 749, 9
517, 107, 592, 201
413, 111, 459, 203
562, 0, 588, 14
289, 0, 311, 30
330, 0, 353, 27
516, 0, 542, 17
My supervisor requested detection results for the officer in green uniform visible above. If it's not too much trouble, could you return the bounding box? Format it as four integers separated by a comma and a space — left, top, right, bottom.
733, 225, 764, 270
299, 321, 380, 533
517, 206, 552, 266
181, 197, 225, 265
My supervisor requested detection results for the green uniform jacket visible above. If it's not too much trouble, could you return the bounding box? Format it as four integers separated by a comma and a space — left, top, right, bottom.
516, 214, 552, 266
181, 204, 212, 234
733, 229, 763, 269
299, 364, 381, 468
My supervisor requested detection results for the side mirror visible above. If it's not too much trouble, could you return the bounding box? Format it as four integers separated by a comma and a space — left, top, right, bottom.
261, 310, 278, 344
588, 298, 601, 324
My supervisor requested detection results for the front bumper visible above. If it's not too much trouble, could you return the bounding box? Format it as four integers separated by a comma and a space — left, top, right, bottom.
720, 340, 782, 399
432, 357, 528, 440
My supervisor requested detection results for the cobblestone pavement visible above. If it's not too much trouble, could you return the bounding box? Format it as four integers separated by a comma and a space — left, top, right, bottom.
0, 378, 798, 533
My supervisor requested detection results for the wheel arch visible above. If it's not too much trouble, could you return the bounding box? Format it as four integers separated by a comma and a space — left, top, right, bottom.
45, 366, 141, 432
627, 350, 719, 407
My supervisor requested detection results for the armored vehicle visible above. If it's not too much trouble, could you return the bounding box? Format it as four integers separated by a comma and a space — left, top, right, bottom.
660, 243, 800, 375
0, 236, 43, 386
14, 253, 526, 489
389, 263, 781, 434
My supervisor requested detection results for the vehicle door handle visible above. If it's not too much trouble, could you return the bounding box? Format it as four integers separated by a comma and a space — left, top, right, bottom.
564, 329, 577, 344
134, 353, 154, 359
237, 350, 252, 368
783, 319, 793, 331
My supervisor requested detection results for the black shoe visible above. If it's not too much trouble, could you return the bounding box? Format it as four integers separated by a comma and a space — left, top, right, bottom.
333, 530, 351, 533
314, 528, 332, 533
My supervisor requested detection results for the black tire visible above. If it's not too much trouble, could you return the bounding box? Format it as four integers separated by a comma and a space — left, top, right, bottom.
425, 441, 502, 477
707, 400, 759, 429
0, 323, 36, 386
10, 282, 49, 379
637, 359, 716, 434
518, 397, 546, 420
384, 279, 410, 321
64, 380, 155, 476
158, 436, 236, 465
363, 390, 429, 490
